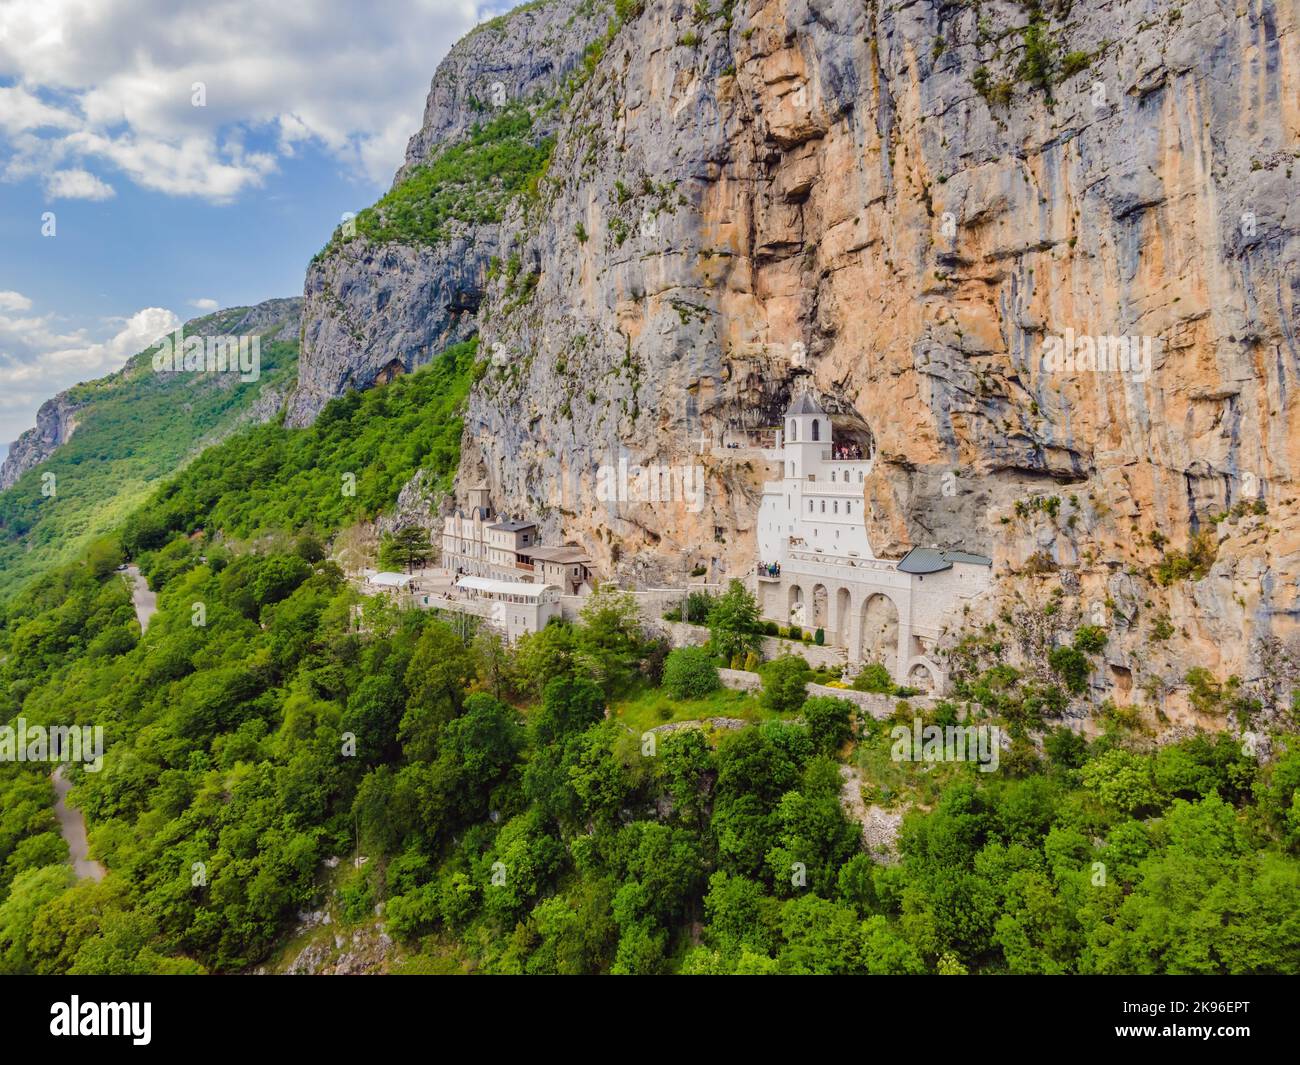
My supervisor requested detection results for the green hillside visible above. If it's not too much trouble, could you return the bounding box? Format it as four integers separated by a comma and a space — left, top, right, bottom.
0, 304, 300, 599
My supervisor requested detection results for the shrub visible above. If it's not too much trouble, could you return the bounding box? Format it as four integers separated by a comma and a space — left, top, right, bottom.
1048, 645, 1090, 694
800, 696, 855, 755
761, 654, 813, 713
1153, 530, 1217, 586
742, 651, 761, 672
684, 590, 716, 624
1073, 625, 1108, 654
814, 628, 825, 646
787, 624, 802, 640
662, 646, 721, 699
851, 663, 894, 694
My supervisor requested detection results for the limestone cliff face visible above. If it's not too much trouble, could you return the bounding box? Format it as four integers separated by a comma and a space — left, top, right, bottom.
284, 0, 609, 427
1, 395, 83, 490
295, 0, 1300, 721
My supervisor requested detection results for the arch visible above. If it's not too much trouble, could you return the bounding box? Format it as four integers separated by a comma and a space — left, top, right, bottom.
788, 419, 796, 441
906, 661, 937, 693
834, 588, 852, 647
811, 584, 828, 629
860, 592, 900, 672
811, 418, 820, 441
787, 584, 806, 628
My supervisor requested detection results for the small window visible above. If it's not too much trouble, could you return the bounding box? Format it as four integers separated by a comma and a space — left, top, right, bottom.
833, 501, 838, 514
820, 500, 825, 513
831, 471, 836, 482
788, 419, 796, 441
811, 419, 820, 441
846, 502, 852, 515
808, 500, 814, 513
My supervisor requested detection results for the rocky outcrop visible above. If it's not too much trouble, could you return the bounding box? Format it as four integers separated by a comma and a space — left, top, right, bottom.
283, 0, 1300, 717
1, 395, 83, 490
284, 0, 610, 427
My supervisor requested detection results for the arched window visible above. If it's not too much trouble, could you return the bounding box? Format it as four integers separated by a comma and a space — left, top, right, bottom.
811, 419, 820, 441
846, 502, 852, 515
820, 500, 825, 513
788, 419, 796, 442
808, 500, 813, 513
831, 471, 836, 482
833, 501, 838, 513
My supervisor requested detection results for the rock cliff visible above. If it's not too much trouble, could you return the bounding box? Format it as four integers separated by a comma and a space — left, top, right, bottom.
0, 394, 83, 491
291, 0, 1300, 722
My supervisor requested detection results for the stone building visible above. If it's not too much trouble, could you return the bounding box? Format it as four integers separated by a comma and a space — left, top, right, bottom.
756, 393, 991, 691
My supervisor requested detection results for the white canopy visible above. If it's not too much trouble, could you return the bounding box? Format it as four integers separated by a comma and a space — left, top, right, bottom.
368, 572, 412, 587
456, 576, 556, 599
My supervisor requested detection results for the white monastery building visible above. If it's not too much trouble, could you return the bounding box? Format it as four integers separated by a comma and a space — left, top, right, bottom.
756, 392, 991, 692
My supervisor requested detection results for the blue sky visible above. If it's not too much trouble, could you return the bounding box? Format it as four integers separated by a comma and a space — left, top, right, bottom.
0, 0, 520, 455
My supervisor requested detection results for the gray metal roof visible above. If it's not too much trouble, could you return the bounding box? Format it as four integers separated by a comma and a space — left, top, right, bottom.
488, 519, 536, 532
785, 392, 826, 417
897, 547, 992, 574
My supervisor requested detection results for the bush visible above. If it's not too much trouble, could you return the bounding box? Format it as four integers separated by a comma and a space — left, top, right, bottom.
787, 624, 802, 640
851, 663, 894, 694
800, 696, 855, 755
762, 620, 779, 636
1073, 625, 1107, 654
683, 590, 716, 624
742, 651, 761, 672
761, 654, 813, 713
814, 628, 825, 646
1048, 645, 1091, 694
662, 646, 721, 700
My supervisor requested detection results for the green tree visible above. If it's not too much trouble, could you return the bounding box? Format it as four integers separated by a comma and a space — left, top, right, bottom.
706, 579, 762, 663
761, 654, 812, 713
662, 646, 721, 699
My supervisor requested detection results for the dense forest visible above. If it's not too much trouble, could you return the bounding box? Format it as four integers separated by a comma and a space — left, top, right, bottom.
0, 339, 1298, 975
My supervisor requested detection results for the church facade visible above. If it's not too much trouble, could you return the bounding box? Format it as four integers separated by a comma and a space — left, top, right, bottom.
756, 393, 991, 692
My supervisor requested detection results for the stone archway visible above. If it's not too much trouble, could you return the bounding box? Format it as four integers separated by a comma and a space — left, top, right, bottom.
907, 661, 937, 693
812, 584, 828, 630
860, 592, 899, 672
787, 584, 806, 629
834, 588, 852, 647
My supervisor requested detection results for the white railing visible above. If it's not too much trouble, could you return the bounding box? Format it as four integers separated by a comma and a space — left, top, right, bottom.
787, 550, 899, 574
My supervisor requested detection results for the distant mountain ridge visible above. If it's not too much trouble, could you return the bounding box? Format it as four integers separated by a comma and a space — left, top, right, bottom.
0, 297, 301, 597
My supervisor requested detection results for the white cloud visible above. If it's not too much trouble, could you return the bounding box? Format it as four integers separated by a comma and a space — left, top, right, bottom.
45, 167, 116, 200
0, 0, 488, 201
0, 303, 179, 443
189, 298, 219, 311
0, 291, 34, 312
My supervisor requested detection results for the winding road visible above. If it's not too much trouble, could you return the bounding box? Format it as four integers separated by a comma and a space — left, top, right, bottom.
46, 566, 157, 882
124, 564, 157, 632
52, 765, 106, 882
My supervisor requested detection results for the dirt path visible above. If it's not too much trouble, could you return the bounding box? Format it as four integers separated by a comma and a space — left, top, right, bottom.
51, 765, 106, 882
124, 564, 157, 632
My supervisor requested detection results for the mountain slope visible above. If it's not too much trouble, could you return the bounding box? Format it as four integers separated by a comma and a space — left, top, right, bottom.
0, 298, 301, 598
